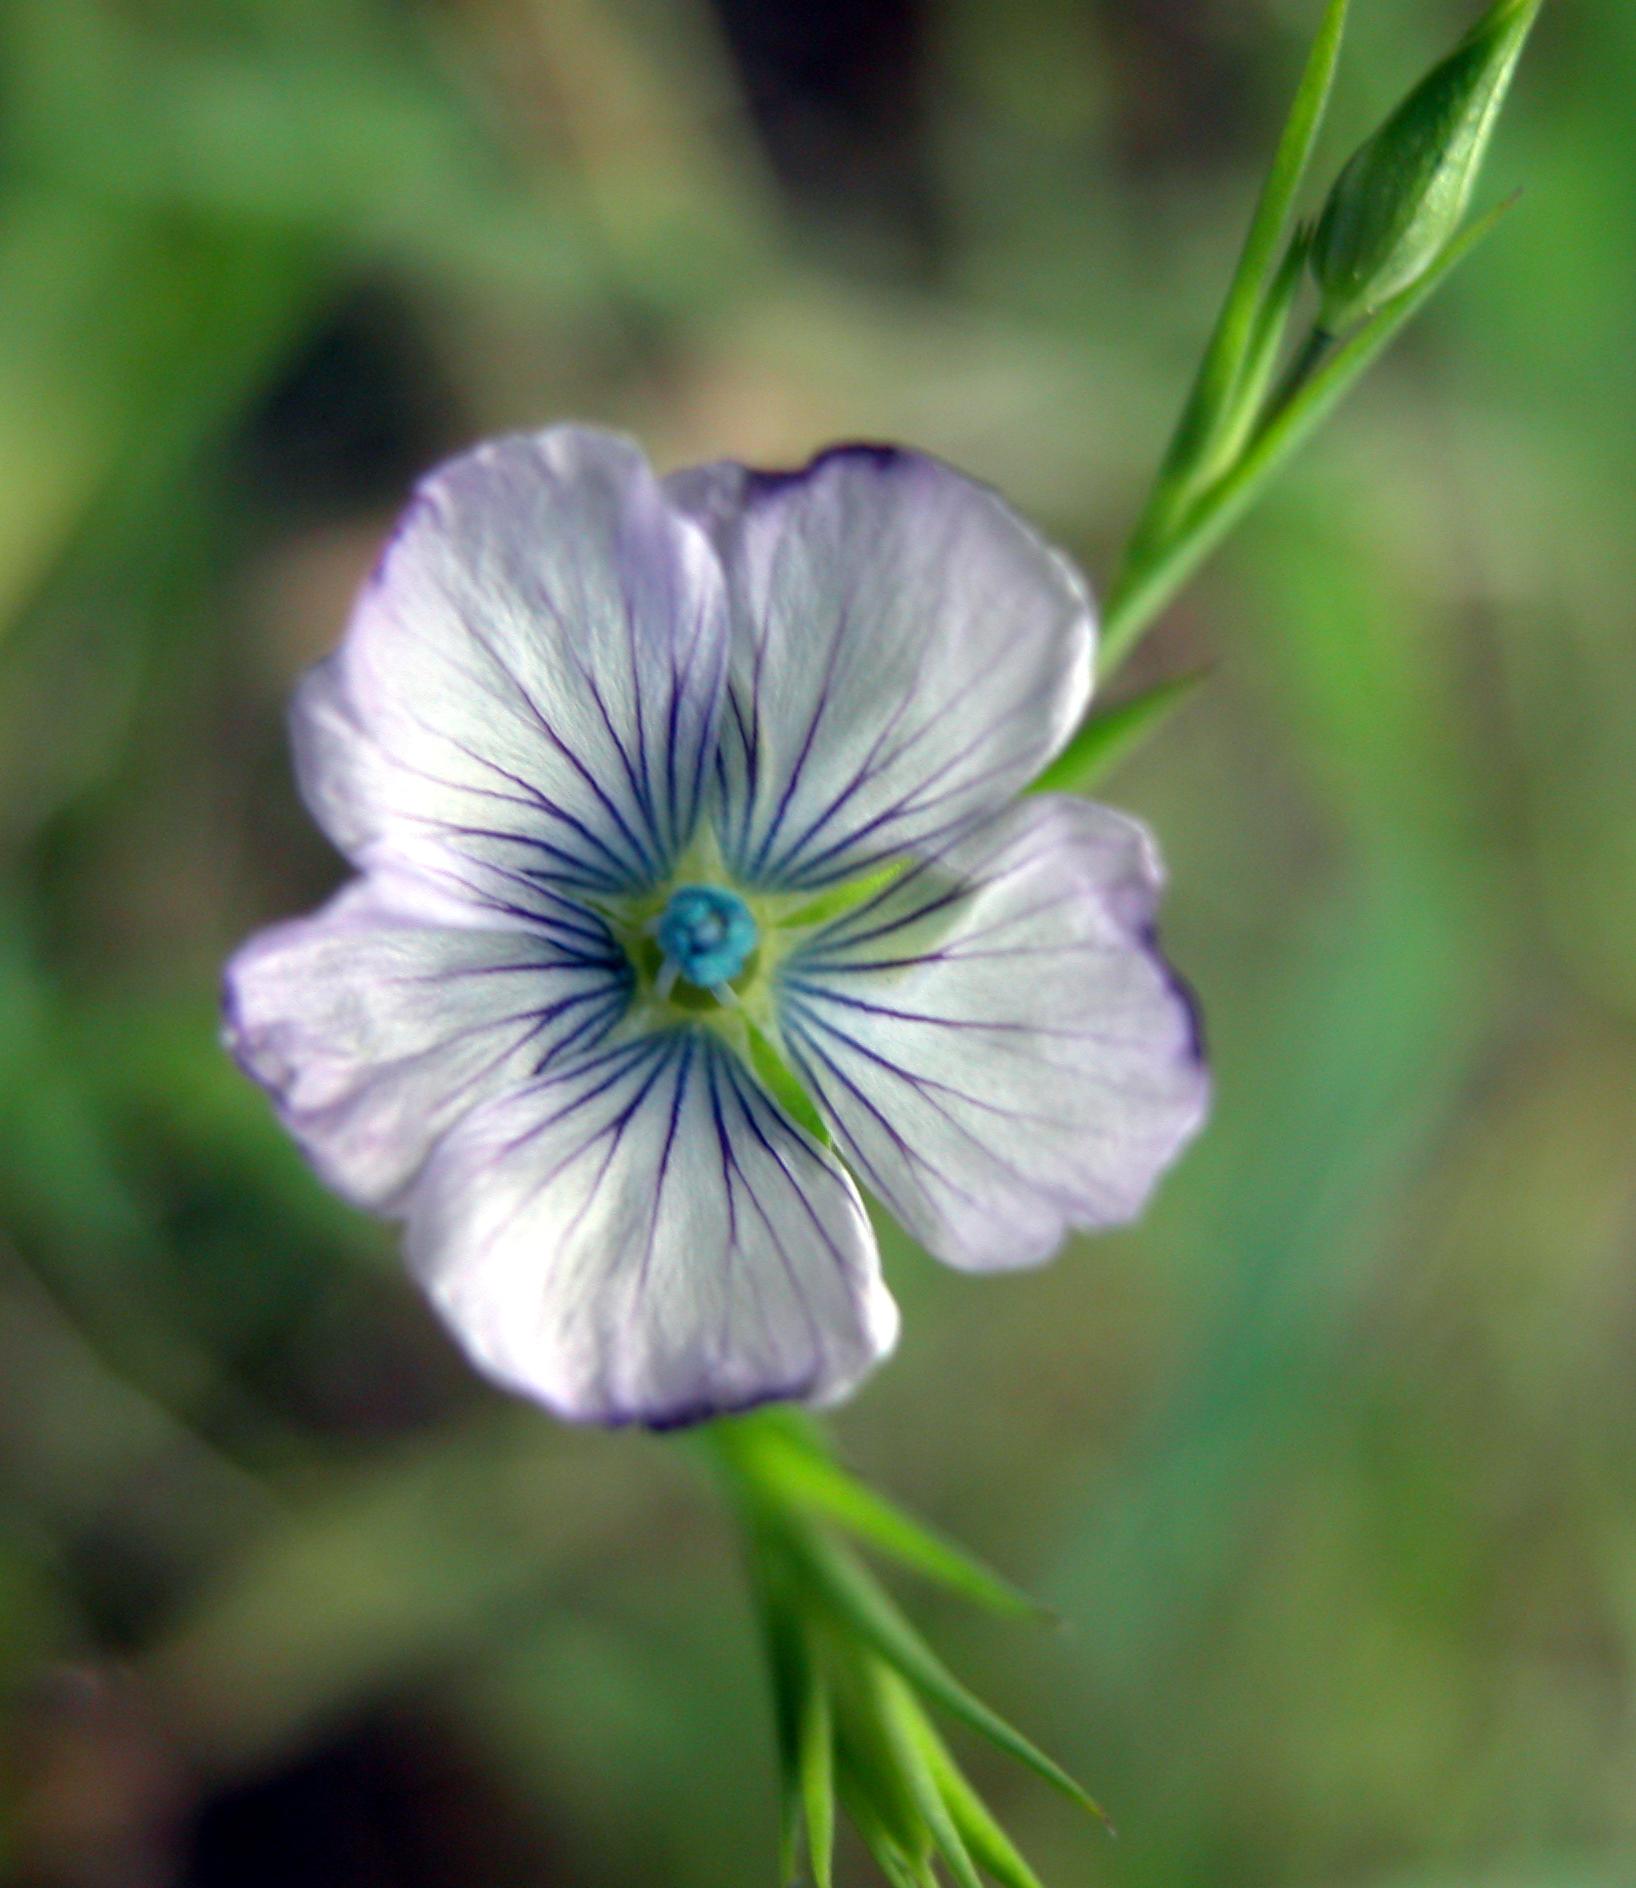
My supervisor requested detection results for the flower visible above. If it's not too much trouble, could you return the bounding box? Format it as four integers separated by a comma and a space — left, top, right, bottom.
224, 427, 1209, 1427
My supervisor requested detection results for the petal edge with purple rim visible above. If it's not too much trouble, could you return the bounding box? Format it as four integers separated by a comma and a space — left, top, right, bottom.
667, 446, 1095, 891
404, 1027, 899, 1426
774, 796, 1209, 1271
294, 427, 728, 913
223, 877, 631, 1211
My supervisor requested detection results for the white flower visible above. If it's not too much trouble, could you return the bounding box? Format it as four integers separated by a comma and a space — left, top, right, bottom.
225, 428, 1208, 1426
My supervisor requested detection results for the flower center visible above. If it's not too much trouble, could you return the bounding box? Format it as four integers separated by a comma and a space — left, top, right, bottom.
656, 884, 758, 993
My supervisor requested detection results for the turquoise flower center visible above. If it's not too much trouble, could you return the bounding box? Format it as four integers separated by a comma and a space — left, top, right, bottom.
657, 884, 758, 991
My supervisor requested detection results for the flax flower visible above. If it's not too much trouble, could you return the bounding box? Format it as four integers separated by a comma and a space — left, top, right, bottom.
225, 428, 1207, 1426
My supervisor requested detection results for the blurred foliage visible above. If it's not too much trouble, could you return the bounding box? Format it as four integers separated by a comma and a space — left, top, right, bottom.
2, 0, 1633, 1884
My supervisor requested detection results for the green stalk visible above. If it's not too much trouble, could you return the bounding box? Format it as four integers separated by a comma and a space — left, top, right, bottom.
1096, 196, 1515, 684
1132, 0, 1349, 552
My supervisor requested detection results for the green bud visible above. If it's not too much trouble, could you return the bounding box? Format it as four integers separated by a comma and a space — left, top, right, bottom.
1312, 0, 1541, 333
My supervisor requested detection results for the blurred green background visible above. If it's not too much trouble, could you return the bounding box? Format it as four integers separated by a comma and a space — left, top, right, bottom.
2, 0, 1632, 1883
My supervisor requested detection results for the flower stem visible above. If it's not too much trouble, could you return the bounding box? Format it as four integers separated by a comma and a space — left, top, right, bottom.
1093, 198, 1514, 687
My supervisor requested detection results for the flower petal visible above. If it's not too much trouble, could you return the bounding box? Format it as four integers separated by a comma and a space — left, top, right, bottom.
224, 876, 630, 1210
775, 797, 1209, 1270
667, 446, 1094, 890
404, 1027, 899, 1426
296, 426, 728, 913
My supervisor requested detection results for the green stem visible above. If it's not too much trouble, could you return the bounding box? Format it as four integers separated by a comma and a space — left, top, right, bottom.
1138, 0, 1350, 539
1095, 197, 1514, 684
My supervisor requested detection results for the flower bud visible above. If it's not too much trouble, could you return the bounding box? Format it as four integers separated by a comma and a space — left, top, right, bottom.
1311, 0, 1541, 333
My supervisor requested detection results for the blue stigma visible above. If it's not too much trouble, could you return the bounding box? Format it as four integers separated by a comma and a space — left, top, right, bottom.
656, 885, 758, 991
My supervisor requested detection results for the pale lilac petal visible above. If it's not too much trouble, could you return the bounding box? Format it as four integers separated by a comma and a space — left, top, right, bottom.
774, 797, 1208, 1270
296, 427, 728, 913
223, 877, 630, 1210
667, 447, 1094, 890
404, 1028, 899, 1426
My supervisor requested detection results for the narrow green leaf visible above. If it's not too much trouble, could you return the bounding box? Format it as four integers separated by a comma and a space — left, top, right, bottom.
790, 1527, 1111, 1825
873, 1668, 986, 1888
836, 1762, 922, 1887
743, 1552, 840, 1886
1099, 193, 1516, 677
777, 1775, 800, 1882
837, 1789, 934, 1888
738, 1414, 1049, 1619
892, 1856, 937, 1888
833, 1673, 935, 1862
1142, 0, 1349, 529
871, 1847, 931, 1888
909, 1714, 1052, 1888
1035, 670, 1207, 797
797, 1635, 836, 1888
740, 1532, 808, 1883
